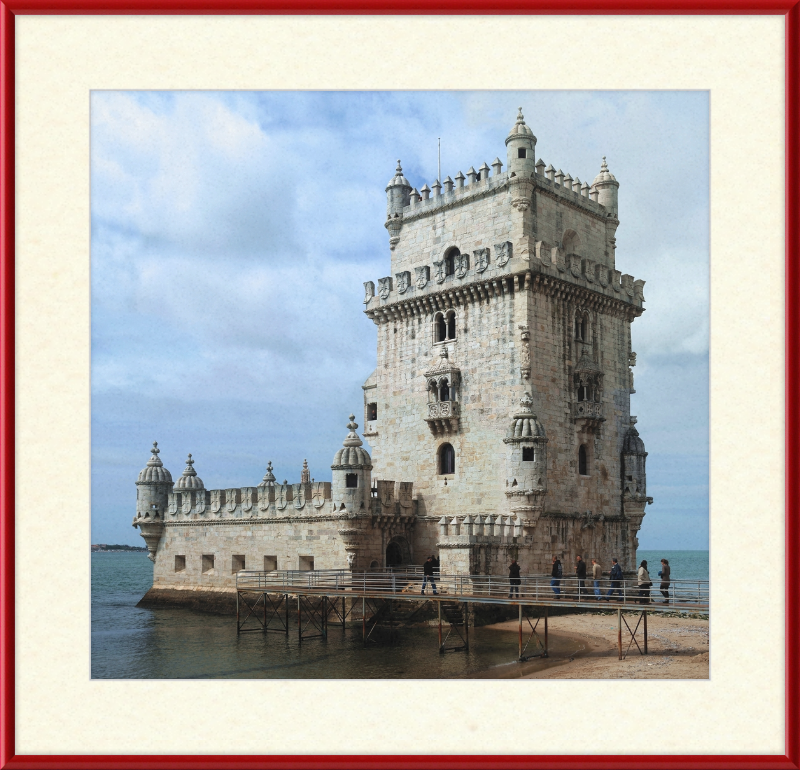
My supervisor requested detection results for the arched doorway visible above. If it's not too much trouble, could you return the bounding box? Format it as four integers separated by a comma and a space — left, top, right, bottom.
386, 535, 411, 567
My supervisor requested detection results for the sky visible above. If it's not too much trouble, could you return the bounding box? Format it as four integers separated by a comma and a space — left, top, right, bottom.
91, 90, 709, 550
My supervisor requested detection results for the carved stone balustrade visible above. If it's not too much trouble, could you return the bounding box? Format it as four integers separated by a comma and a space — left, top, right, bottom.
425, 400, 460, 434
573, 400, 604, 432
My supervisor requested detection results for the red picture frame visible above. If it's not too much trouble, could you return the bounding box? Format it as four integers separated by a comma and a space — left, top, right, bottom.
1, 4, 798, 769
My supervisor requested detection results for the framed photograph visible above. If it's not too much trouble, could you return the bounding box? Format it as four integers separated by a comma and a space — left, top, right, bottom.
2, 5, 797, 768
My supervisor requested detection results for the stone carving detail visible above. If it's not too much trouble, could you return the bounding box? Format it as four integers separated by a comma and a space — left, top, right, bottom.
415, 265, 430, 290
433, 259, 445, 284
378, 276, 392, 300
312, 481, 330, 509
226, 489, 239, 513
569, 254, 582, 278
276, 482, 290, 511
168, 495, 178, 515
377, 479, 395, 512
519, 324, 531, 379
195, 490, 206, 515
395, 271, 411, 294
628, 351, 637, 367
398, 481, 413, 512
494, 241, 512, 267
428, 401, 458, 419
242, 487, 254, 512
363, 281, 375, 304
454, 253, 469, 279
182, 493, 192, 515
211, 490, 222, 516
474, 248, 490, 273
293, 483, 306, 510
347, 552, 356, 568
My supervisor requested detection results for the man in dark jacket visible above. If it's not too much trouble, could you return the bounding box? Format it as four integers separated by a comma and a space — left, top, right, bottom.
550, 555, 562, 596
576, 555, 587, 600
421, 556, 438, 595
508, 559, 521, 598
605, 558, 623, 601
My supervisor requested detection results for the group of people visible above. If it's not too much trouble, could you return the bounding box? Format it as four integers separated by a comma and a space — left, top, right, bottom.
540, 556, 672, 604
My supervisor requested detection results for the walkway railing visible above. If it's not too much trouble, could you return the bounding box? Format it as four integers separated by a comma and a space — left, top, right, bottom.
236, 569, 708, 610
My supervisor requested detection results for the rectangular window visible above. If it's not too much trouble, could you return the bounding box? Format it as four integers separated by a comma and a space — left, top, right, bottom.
201, 554, 215, 574
174, 555, 186, 572
518, 148, 526, 158
299, 555, 314, 571
346, 473, 358, 488
264, 555, 277, 572
232, 555, 245, 573
522, 447, 535, 462
367, 402, 377, 421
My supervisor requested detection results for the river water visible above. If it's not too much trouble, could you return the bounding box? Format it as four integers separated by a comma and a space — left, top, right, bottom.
91, 550, 708, 679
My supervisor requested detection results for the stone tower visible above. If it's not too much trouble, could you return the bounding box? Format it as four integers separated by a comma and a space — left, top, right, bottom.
363, 108, 653, 573
133, 442, 173, 561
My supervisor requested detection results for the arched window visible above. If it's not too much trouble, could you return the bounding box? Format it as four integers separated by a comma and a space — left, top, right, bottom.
578, 445, 588, 476
562, 230, 581, 257
447, 311, 456, 340
575, 314, 587, 341
577, 383, 587, 402
435, 312, 447, 342
439, 379, 450, 402
444, 247, 459, 277
439, 443, 455, 475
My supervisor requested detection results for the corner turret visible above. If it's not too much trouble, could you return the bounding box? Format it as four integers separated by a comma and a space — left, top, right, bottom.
385, 160, 412, 250
592, 156, 619, 215
505, 108, 537, 177
331, 414, 373, 514
133, 442, 173, 561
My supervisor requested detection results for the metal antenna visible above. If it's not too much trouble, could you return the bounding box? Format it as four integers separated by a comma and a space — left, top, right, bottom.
438, 138, 441, 185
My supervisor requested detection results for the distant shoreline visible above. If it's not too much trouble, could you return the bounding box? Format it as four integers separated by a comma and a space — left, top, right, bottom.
91, 548, 147, 553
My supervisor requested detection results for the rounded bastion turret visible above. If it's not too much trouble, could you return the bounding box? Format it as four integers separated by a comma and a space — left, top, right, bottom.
592, 156, 619, 215
505, 107, 537, 178
331, 414, 372, 514
134, 441, 173, 561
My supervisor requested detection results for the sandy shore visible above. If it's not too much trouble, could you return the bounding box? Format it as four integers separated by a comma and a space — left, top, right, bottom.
481, 610, 709, 679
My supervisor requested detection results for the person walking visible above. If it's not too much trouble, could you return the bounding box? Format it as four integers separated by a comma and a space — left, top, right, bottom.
508, 559, 521, 598
637, 559, 652, 604
421, 556, 438, 595
605, 558, 623, 601
658, 558, 671, 604
550, 555, 562, 597
576, 555, 587, 600
432, 554, 440, 576
591, 558, 602, 599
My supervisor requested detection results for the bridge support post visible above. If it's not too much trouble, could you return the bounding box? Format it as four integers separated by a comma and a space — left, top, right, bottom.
285, 594, 289, 635
544, 606, 549, 656
438, 601, 443, 652
297, 595, 302, 642
518, 604, 523, 659
464, 602, 469, 651
643, 611, 648, 654
362, 596, 366, 646
263, 592, 267, 633
236, 590, 240, 636
617, 608, 622, 660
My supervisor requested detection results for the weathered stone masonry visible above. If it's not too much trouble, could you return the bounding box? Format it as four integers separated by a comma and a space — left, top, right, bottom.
133, 109, 653, 599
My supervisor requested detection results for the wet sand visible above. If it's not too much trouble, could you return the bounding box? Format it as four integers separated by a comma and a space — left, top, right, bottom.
476, 610, 709, 679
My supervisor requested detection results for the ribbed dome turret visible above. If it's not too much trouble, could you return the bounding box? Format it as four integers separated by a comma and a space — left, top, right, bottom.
258, 461, 276, 488
137, 442, 173, 483
174, 453, 203, 489
507, 393, 547, 440
592, 156, 618, 185
622, 420, 647, 454
505, 107, 536, 144
386, 160, 410, 190
331, 415, 372, 469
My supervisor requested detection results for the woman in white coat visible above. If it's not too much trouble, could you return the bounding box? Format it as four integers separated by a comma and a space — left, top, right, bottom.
637, 560, 652, 604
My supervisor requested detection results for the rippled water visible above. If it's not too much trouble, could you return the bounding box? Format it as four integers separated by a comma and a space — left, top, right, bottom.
91, 553, 582, 680
636, 550, 709, 581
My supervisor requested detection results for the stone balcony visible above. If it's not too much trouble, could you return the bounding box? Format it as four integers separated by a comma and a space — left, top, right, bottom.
573, 400, 604, 432
425, 400, 460, 435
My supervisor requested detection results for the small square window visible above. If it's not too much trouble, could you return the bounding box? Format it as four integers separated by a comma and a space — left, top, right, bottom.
367, 402, 377, 421
299, 555, 315, 571
518, 148, 526, 158
202, 554, 215, 574
264, 555, 277, 571
522, 447, 534, 462
232, 554, 246, 573
346, 473, 358, 488
174, 555, 186, 572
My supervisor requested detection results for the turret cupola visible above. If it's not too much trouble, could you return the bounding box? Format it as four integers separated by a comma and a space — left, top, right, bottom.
174, 453, 203, 490
385, 159, 412, 216
331, 415, 373, 514
258, 461, 276, 489
505, 107, 537, 176
133, 441, 173, 561
592, 156, 619, 215
503, 393, 548, 526
622, 417, 651, 502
